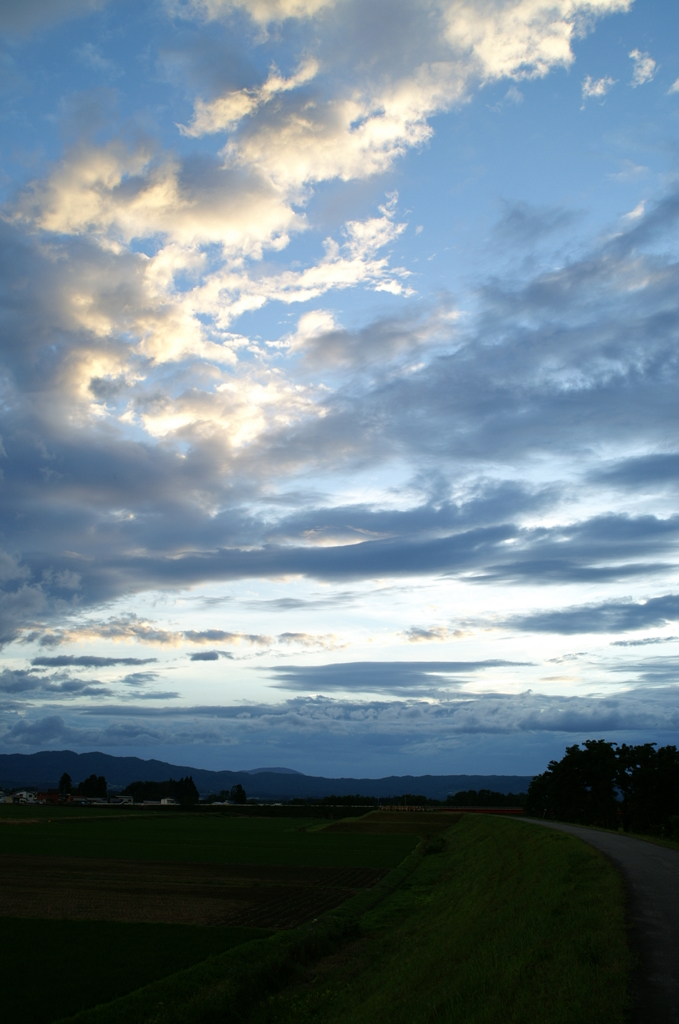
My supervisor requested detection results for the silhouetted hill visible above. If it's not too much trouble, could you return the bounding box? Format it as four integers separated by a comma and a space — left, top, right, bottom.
0, 749, 533, 800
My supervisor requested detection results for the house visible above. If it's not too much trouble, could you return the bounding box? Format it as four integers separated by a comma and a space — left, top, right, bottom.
37, 790, 60, 805
13, 791, 37, 804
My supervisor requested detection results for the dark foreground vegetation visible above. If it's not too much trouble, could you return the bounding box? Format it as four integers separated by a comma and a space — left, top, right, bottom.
0, 803, 629, 1023
526, 739, 679, 836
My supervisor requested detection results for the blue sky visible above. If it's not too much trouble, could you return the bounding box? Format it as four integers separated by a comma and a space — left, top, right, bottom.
1, 0, 679, 777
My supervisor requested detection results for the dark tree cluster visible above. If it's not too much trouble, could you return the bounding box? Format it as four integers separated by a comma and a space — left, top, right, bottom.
203, 784, 247, 804
526, 739, 679, 836
75, 774, 107, 798
289, 794, 378, 806
122, 776, 199, 806
446, 790, 526, 807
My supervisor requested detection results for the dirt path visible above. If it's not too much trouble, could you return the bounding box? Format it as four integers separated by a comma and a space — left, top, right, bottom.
523, 819, 679, 1023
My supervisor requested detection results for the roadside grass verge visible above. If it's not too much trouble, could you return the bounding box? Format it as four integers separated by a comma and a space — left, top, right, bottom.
55, 814, 630, 1024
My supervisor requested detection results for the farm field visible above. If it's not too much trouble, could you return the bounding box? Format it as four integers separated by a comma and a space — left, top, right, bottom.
0, 918, 267, 1024
0, 806, 418, 866
0, 809, 631, 1024
0, 806, 422, 1023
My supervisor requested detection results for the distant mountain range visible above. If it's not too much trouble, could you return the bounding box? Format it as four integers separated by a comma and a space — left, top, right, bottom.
0, 749, 533, 800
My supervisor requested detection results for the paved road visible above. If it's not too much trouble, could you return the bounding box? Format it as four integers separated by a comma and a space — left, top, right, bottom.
523, 819, 679, 1023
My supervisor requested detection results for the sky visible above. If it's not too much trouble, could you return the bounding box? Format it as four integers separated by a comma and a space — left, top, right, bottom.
0, 0, 678, 778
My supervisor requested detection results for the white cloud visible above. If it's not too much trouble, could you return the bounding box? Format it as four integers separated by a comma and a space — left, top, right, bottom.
504, 84, 524, 104
669, 77, 679, 95
220, 62, 465, 189
13, 142, 300, 255
180, 57, 319, 137
168, 0, 337, 26
444, 0, 631, 82
629, 48, 657, 87
623, 200, 645, 221
581, 74, 616, 102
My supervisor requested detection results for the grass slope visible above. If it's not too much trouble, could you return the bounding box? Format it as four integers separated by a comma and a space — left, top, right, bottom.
55, 815, 631, 1024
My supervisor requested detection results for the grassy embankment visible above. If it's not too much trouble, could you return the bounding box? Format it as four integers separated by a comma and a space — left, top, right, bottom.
46, 813, 630, 1024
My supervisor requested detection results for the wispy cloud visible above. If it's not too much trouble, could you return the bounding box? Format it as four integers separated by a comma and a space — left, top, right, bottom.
629, 49, 657, 87
581, 74, 616, 104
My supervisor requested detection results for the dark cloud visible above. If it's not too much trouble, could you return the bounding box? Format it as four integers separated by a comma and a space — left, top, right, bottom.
190, 650, 220, 661
591, 454, 679, 491
0, 668, 110, 698
0, 0, 107, 35
511, 594, 679, 635
2, 687, 679, 776
266, 660, 530, 694
121, 671, 158, 685
612, 636, 679, 648
493, 201, 581, 244
31, 655, 157, 668
608, 658, 679, 686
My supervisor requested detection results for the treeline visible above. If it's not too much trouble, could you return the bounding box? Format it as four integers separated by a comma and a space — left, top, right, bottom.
447, 790, 526, 807
59, 772, 107, 798
526, 740, 679, 836
122, 776, 199, 806
203, 785, 247, 805
288, 790, 525, 808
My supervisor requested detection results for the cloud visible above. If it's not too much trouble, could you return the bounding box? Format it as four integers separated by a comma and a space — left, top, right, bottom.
0, 668, 110, 698
31, 655, 157, 668
629, 49, 657, 87
670, 78, 679, 95
266, 659, 530, 694
75, 43, 122, 77
591, 453, 679, 490
443, 0, 631, 82
285, 301, 453, 373
2, 11, 678, 663
168, 0, 336, 25
0, 0, 107, 34
608, 657, 679, 687
511, 594, 679, 635
581, 74, 615, 102
121, 671, 159, 685
401, 626, 470, 643
2, 686, 678, 778
611, 636, 679, 648
180, 57, 319, 136
32, 616, 344, 655
494, 200, 579, 243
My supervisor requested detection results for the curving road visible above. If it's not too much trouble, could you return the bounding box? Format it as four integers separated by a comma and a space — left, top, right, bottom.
523, 819, 679, 1023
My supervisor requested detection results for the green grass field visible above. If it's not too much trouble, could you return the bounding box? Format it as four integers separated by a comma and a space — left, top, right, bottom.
252, 815, 631, 1024
0, 920, 268, 1024
27, 813, 629, 1024
0, 808, 418, 867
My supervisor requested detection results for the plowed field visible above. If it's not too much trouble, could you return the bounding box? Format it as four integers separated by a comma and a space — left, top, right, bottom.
0, 854, 387, 929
